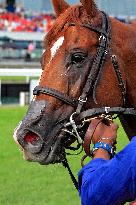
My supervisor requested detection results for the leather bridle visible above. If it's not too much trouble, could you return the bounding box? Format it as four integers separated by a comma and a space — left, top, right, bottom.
33, 12, 135, 118
33, 11, 136, 190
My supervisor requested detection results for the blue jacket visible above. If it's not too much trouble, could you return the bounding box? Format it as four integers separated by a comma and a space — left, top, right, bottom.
78, 137, 136, 205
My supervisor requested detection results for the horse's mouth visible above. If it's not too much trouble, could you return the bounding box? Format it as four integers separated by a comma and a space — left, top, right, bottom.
14, 131, 66, 165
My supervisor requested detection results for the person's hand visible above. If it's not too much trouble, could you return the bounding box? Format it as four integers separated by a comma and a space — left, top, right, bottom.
91, 119, 119, 146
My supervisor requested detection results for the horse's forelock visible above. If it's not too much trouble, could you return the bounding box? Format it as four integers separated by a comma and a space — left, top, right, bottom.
44, 5, 81, 48
44, 5, 101, 49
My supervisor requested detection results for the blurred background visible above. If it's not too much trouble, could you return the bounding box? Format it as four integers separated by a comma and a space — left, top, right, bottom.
0, 1, 135, 205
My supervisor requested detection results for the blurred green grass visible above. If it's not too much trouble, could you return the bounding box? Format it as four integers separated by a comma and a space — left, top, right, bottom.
0, 106, 129, 205
0, 76, 38, 83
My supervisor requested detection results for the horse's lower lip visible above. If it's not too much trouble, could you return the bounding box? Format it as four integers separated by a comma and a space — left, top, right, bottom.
39, 146, 65, 165
39, 136, 65, 165
22, 142, 65, 165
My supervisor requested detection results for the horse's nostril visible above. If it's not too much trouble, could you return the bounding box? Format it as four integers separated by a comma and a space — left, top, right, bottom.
23, 132, 43, 154
24, 132, 40, 145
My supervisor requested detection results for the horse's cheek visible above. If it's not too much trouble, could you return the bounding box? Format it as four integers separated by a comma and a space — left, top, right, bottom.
94, 80, 123, 107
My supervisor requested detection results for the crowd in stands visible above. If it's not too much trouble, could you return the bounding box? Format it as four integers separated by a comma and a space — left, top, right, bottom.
0, 3, 55, 33
0, 3, 135, 33
1, 13, 136, 33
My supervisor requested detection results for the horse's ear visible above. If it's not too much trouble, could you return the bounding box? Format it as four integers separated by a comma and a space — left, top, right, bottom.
80, 0, 98, 17
52, 0, 70, 17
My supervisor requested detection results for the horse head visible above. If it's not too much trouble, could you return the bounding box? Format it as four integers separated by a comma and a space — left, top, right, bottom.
14, 0, 136, 165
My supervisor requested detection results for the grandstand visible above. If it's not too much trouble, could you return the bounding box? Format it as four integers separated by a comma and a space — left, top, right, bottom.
0, 0, 136, 16
0, 0, 135, 60
0, 1, 135, 35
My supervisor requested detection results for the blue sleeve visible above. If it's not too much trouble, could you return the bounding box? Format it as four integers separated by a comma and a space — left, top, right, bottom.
78, 137, 136, 205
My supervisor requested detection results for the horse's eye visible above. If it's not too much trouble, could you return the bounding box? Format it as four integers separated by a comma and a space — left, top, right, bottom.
71, 53, 86, 64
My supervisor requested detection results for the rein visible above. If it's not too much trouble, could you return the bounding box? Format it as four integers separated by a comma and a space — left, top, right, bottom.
33, 11, 136, 190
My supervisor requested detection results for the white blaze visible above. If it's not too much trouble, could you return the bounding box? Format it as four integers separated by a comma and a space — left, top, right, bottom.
50, 36, 64, 60
13, 121, 22, 144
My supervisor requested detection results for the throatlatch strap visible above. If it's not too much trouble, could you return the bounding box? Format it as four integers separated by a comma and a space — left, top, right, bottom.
111, 55, 126, 106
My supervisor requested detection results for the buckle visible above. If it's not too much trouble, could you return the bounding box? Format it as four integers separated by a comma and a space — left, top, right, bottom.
78, 96, 87, 103
33, 86, 39, 95
111, 54, 117, 62
104, 107, 110, 114
99, 35, 106, 42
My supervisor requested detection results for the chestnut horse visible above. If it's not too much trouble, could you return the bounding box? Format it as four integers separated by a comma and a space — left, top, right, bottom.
14, 0, 136, 203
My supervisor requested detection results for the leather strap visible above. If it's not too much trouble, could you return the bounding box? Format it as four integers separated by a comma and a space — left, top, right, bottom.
69, 22, 108, 36
78, 107, 136, 122
83, 118, 103, 156
33, 86, 78, 107
76, 12, 110, 113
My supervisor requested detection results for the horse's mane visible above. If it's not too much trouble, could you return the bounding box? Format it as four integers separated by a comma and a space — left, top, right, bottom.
44, 4, 101, 48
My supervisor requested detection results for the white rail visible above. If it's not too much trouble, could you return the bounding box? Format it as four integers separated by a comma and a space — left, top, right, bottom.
0, 68, 42, 77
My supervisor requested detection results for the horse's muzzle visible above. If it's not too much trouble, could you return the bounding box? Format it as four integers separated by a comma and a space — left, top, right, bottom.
13, 100, 66, 164
13, 122, 46, 163
14, 124, 65, 164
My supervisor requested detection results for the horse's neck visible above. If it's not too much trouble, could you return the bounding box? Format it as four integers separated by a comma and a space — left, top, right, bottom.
130, 21, 136, 29
112, 18, 136, 107
111, 18, 136, 60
